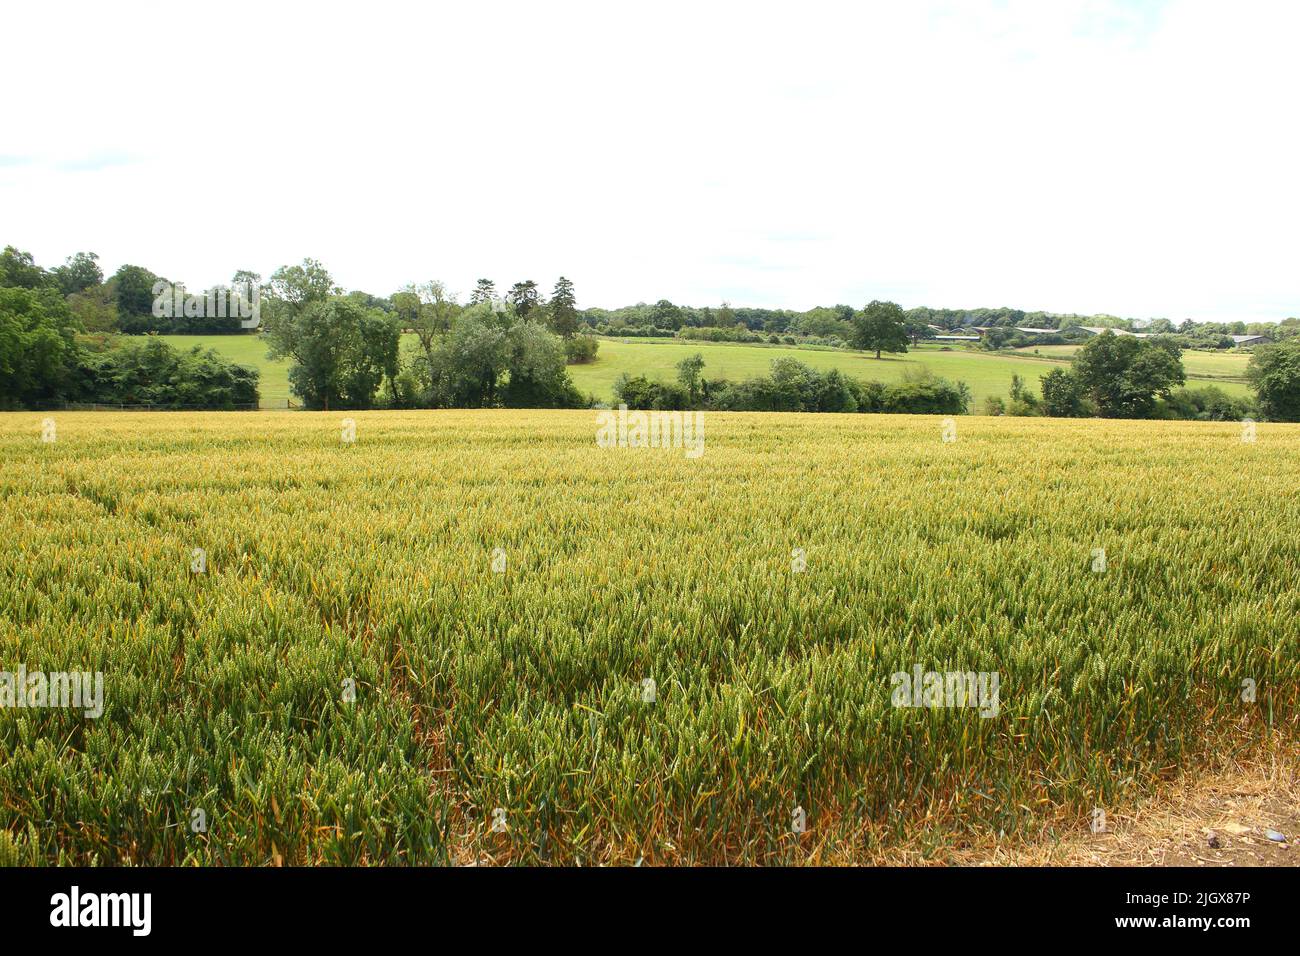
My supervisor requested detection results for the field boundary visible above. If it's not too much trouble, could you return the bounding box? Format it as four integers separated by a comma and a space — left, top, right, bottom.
59, 402, 262, 412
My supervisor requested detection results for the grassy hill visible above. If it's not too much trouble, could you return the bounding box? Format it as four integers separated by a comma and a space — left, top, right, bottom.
157, 334, 1254, 408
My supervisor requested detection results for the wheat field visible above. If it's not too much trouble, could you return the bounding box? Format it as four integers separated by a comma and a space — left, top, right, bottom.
0, 410, 1295, 865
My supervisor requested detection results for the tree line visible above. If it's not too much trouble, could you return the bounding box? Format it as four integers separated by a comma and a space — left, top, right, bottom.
615, 353, 970, 415
257, 262, 596, 410
979, 329, 1300, 422
0, 247, 258, 409
4, 242, 1299, 418
0, 246, 604, 410
11, 243, 1294, 348
589, 300, 1300, 349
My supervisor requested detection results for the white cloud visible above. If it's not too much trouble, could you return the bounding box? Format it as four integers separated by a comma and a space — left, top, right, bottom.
2, 0, 1296, 321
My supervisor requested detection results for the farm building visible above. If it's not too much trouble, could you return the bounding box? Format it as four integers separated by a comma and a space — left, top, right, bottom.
1060, 325, 1174, 338
1061, 326, 1268, 346
1061, 325, 1139, 337
962, 326, 1061, 338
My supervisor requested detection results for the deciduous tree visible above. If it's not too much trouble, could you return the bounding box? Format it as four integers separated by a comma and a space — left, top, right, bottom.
676, 352, 705, 403
0, 246, 50, 289
1247, 340, 1300, 421
52, 252, 103, 296
851, 300, 909, 359
1072, 331, 1184, 418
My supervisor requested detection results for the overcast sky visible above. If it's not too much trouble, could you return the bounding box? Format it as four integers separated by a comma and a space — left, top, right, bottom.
3, 0, 1297, 321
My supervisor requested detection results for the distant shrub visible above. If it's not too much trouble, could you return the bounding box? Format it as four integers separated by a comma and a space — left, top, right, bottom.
882, 377, 969, 415
678, 325, 761, 343
1039, 368, 1090, 417
596, 325, 674, 338
612, 374, 691, 410
1004, 374, 1041, 415
619, 357, 968, 416
83, 338, 259, 408
1006, 397, 1042, 416
565, 335, 599, 364
1157, 386, 1256, 422
381, 370, 422, 409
